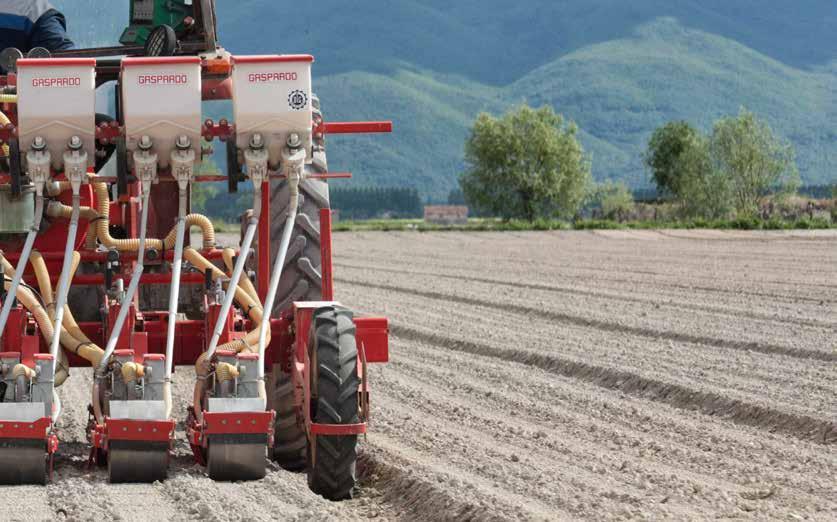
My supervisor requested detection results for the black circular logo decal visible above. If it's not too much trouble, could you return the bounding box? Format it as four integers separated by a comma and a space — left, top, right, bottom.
288, 90, 308, 110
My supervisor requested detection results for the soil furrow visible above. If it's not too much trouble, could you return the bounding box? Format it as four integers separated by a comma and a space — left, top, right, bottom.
338, 277, 835, 363
388, 325, 836, 444
336, 262, 837, 329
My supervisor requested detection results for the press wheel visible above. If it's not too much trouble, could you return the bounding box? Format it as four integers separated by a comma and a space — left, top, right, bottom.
207, 434, 267, 481
107, 441, 169, 483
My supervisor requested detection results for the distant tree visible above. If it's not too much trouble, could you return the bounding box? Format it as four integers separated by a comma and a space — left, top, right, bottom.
645, 121, 701, 198
460, 105, 591, 221
676, 137, 732, 219
597, 181, 635, 221
708, 108, 799, 216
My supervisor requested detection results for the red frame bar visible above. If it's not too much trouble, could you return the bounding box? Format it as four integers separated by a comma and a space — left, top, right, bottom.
2, 248, 224, 263
48, 272, 206, 286
105, 418, 175, 443
122, 56, 202, 67
258, 181, 270, 302
232, 54, 314, 64
320, 208, 334, 300
17, 58, 96, 67
202, 411, 274, 436
323, 121, 393, 134
0, 417, 51, 439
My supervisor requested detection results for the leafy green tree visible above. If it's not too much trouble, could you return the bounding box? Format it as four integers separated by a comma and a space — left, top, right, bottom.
645, 121, 701, 197
709, 108, 799, 216
460, 105, 591, 221
676, 137, 733, 219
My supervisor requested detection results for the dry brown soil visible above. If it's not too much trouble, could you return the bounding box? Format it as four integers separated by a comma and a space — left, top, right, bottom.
2, 229, 835, 521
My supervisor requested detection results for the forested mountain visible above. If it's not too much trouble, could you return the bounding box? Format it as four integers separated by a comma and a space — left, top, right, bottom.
55, 1, 837, 198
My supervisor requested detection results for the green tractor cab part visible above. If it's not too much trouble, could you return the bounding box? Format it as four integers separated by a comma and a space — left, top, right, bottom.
121, 0, 217, 53
119, 0, 193, 47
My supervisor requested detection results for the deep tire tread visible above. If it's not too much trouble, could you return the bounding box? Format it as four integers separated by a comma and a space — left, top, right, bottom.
271, 375, 307, 471
307, 306, 360, 501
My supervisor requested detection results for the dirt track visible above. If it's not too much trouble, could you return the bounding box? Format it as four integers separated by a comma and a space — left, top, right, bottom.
2, 230, 835, 521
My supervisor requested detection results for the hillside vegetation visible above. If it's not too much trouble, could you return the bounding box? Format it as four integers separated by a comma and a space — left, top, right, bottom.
55, 1, 837, 198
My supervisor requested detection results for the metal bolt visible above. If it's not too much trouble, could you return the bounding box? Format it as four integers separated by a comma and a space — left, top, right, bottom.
287, 132, 301, 149
68, 135, 82, 150
138, 135, 153, 150
32, 136, 46, 151
249, 133, 264, 149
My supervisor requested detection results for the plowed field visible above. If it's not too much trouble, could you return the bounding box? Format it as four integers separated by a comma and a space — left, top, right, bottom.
3, 230, 834, 521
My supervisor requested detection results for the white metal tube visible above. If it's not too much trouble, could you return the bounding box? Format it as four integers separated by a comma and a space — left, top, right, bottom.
164, 189, 188, 379
257, 202, 298, 380
49, 193, 80, 375
204, 192, 261, 359
0, 195, 44, 338
97, 186, 151, 374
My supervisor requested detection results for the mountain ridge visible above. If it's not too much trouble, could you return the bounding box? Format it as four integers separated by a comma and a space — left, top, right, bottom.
54, 1, 837, 198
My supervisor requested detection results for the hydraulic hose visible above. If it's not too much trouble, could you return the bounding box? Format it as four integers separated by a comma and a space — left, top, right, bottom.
49, 193, 81, 376
46, 200, 100, 250
97, 185, 152, 375
1, 256, 98, 386
185, 246, 269, 421
92, 182, 216, 251
183, 248, 267, 350
0, 195, 44, 340
204, 190, 262, 361
222, 248, 259, 303
0, 109, 11, 157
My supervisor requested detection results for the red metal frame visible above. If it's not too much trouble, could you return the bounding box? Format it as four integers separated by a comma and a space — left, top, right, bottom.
0, 54, 392, 475
202, 411, 275, 436
0, 416, 53, 439
320, 208, 334, 301
105, 418, 176, 444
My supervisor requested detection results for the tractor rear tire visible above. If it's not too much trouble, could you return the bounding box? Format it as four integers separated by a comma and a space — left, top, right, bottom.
267, 95, 330, 315
271, 373, 307, 471
307, 306, 360, 500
